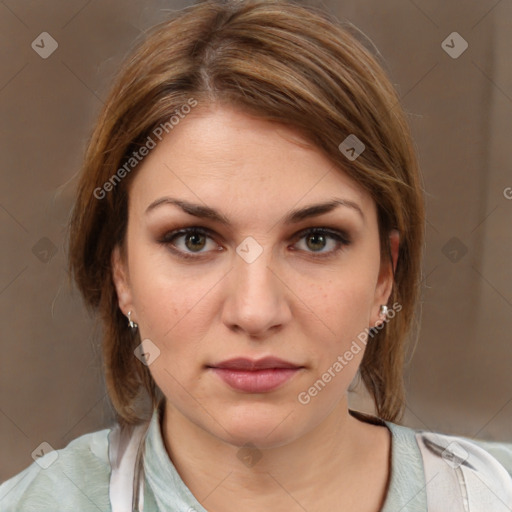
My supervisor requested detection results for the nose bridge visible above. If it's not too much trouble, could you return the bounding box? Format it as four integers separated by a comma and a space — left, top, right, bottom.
234, 238, 278, 300
223, 237, 290, 335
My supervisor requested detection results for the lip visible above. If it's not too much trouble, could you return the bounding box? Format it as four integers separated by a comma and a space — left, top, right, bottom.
209, 357, 302, 370
207, 357, 304, 393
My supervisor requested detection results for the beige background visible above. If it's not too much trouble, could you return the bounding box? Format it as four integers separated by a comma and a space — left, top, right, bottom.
1, 0, 511, 480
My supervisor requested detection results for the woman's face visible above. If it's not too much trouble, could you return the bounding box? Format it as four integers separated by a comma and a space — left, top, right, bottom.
112, 105, 397, 448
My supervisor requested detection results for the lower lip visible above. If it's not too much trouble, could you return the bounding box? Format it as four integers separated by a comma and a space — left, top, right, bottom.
210, 368, 301, 393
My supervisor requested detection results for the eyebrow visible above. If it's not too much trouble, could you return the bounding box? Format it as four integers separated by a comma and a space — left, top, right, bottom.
145, 196, 365, 224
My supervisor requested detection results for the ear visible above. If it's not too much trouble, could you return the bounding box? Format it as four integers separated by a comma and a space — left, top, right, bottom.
371, 229, 399, 325
111, 244, 134, 317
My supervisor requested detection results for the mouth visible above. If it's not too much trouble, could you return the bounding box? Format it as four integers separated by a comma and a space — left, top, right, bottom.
206, 357, 304, 393
208, 356, 303, 371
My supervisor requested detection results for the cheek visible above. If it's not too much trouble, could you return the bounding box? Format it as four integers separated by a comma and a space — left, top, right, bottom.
298, 282, 377, 403
298, 259, 380, 379
127, 244, 220, 354
308, 264, 379, 333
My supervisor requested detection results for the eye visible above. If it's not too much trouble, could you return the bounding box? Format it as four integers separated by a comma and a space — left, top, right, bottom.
157, 227, 220, 259
158, 226, 351, 260
292, 227, 351, 257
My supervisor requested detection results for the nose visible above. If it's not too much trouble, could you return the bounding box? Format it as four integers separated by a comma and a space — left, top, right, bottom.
221, 244, 292, 338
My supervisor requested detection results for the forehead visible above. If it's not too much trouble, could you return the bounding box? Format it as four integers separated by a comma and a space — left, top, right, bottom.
129, 105, 375, 227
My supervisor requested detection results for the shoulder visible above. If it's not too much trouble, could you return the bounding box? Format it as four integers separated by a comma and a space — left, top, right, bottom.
414, 428, 512, 477
386, 420, 512, 510
468, 437, 512, 476
0, 426, 113, 512
385, 419, 512, 476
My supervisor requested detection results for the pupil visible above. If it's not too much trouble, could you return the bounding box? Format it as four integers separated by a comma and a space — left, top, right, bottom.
186, 233, 205, 251
307, 234, 325, 251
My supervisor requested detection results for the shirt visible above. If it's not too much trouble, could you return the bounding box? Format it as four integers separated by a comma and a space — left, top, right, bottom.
1, 407, 512, 511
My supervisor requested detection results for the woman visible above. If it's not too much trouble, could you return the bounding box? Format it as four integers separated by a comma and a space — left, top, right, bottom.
1, 0, 511, 510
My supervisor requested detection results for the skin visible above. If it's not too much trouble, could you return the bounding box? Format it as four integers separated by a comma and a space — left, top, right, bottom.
112, 104, 399, 511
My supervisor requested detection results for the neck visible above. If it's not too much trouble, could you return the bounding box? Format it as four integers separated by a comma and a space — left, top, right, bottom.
160, 398, 391, 511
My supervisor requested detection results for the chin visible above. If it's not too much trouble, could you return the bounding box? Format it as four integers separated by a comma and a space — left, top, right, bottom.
213, 403, 307, 449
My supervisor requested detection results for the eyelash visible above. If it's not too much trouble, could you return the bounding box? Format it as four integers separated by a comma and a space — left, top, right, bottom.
157, 226, 352, 261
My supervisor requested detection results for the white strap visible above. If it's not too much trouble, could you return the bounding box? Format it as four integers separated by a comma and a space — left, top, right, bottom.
109, 424, 147, 512
416, 431, 512, 511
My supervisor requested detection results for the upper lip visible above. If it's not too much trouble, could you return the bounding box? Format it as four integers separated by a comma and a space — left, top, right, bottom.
208, 357, 303, 370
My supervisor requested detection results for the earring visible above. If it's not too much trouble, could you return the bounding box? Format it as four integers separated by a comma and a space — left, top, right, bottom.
379, 304, 389, 319
127, 311, 138, 329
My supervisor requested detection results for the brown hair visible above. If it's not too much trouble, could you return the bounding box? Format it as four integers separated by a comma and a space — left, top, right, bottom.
68, 0, 425, 426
